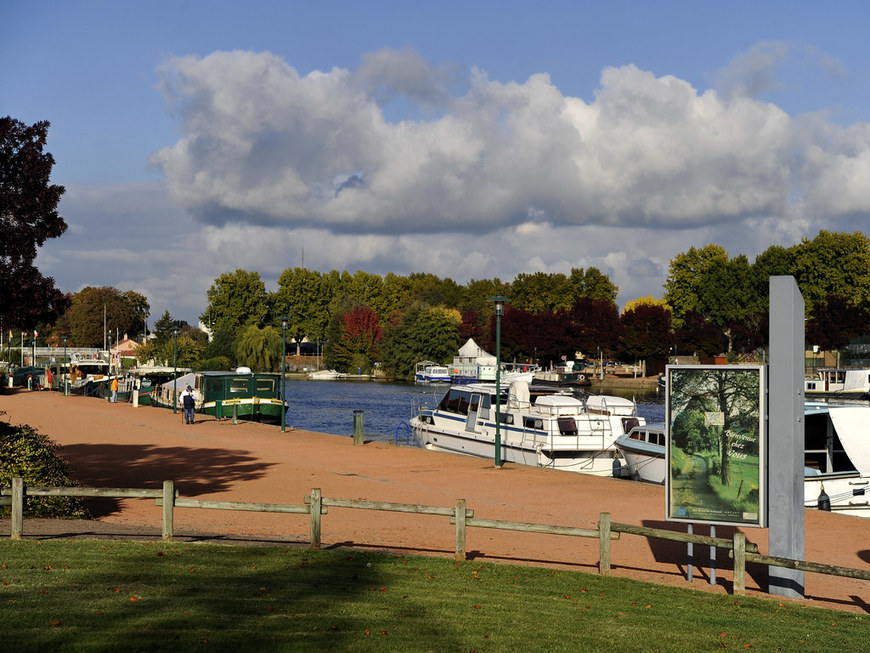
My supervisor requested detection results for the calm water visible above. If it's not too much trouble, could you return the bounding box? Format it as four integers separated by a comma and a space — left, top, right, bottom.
284, 379, 665, 445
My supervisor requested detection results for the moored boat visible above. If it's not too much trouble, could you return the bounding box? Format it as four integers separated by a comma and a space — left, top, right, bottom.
804, 368, 870, 403
307, 369, 346, 380
410, 380, 644, 476
415, 361, 452, 383
616, 424, 667, 484
153, 368, 287, 423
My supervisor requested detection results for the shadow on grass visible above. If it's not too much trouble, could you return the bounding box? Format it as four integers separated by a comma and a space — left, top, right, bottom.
0, 542, 469, 652
55, 443, 276, 517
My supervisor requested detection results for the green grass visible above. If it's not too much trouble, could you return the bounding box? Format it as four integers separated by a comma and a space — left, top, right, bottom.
0, 540, 864, 652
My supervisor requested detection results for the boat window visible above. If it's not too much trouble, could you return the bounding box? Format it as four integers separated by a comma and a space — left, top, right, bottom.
622, 417, 640, 432
806, 382, 816, 390
630, 431, 642, 440
230, 378, 249, 393
207, 378, 222, 394
557, 417, 578, 435
456, 394, 470, 415
469, 395, 480, 412
499, 412, 513, 424
256, 378, 274, 393
523, 417, 543, 430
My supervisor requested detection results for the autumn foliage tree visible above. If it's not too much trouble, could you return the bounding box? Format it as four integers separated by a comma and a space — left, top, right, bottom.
0, 117, 68, 328
329, 306, 382, 374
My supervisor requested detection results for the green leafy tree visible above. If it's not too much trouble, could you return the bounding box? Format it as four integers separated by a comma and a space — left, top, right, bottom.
379, 304, 460, 379
570, 267, 619, 304
791, 231, 870, 311
664, 244, 729, 329
0, 117, 69, 329
201, 269, 269, 338
235, 325, 283, 372
272, 267, 327, 354
509, 272, 573, 313
205, 323, 237, 367
66, 286, 140, 347
152, 310, 177, 348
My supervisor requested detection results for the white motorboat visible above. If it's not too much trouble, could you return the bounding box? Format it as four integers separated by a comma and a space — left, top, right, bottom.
804, 403, 870, 517
804, 368, 870, 403
616, 424, 667, 484
415, 361, 452, 383
307, 369, 346, 380
617, 402, 870, 517
410, 380, 644, 476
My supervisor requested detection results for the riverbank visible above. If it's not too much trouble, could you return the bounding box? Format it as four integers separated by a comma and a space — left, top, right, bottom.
1, 389, 868, 614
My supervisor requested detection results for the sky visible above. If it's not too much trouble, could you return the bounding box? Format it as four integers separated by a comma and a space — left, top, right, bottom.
4, 1, 870, 328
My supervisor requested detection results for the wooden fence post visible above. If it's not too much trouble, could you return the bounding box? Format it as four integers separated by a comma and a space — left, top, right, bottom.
162, 480, 175, 541
455, 498, 467, 560
309, 488, 322, 549
11, 477, 24, 540
733, 531, 746, 596
598, 512, 611, 576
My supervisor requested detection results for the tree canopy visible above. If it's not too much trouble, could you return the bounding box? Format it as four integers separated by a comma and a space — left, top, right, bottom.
0, 117, 68, 328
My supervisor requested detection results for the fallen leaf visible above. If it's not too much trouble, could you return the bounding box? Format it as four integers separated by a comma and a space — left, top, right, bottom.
379, 630, 388, 636
474, 605, 482, 609
156, 552, 165, 556
130, 596, 140, 601
51, 619, 62, 627
364, 629, 370, 635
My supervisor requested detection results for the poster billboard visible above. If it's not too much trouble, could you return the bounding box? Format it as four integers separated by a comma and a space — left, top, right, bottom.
666, 365, 766, 527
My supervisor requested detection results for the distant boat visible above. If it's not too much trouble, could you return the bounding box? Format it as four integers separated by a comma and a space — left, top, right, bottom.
415, 361, 452, 383
615, 424, 667, 484
307, 369, 346, 380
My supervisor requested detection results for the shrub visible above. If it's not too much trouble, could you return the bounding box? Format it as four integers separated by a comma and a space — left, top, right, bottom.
0, 412, 87, 519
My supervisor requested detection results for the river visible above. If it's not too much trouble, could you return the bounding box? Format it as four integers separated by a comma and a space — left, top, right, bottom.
283, 379, 665, 445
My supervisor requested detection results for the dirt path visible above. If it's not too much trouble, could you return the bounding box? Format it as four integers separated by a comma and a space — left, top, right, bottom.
1, 389, 869, 614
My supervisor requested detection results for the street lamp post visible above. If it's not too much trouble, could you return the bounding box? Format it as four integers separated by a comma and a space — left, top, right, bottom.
488, 295, 509, 468
172, 327, 179, 414
63, 337, 68, 395
280, 316, 288, 433
107, 333, 113, 402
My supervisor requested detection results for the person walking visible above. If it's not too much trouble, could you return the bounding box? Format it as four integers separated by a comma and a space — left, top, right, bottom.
181, 384, 197, 424
110, 376, 119, 403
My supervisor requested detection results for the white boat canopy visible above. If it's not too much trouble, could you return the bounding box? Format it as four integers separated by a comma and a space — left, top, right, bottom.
456, 338, 496, 366
828, 406, 870, 475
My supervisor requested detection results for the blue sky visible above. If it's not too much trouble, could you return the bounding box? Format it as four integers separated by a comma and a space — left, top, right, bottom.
4, 1, 870, 327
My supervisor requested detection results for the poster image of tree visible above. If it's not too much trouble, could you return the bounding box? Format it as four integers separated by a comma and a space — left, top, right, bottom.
666, 365, 766, 527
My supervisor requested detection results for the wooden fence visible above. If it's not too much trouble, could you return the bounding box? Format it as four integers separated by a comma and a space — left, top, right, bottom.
3, 477, 870, 597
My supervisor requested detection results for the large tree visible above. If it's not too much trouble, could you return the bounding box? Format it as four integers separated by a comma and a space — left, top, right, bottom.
272, 267, 327, 354
201, 269, 269, 337
619, 303, 673, 363
0, 117, 68, 328
66, 286, 142, 347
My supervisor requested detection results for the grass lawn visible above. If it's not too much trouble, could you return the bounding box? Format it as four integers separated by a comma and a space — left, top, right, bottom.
0, 540, 864, 652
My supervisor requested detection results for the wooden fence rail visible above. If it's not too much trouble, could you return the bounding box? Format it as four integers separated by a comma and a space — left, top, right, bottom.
4, 477, 869, 598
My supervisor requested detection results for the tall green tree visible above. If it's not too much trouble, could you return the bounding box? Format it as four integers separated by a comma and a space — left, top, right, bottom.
569, 267, 619, 304
201, 269, 269, 337
0, 117, 68, 329
272, 267, 327, 354
664, 244, 730, 329
235, 325, 283, 372
509, 272, 573, 313
66, 286, 140, 347
791, 231, 870, 312
379, 304, 460, 379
